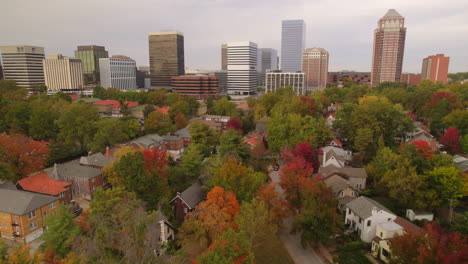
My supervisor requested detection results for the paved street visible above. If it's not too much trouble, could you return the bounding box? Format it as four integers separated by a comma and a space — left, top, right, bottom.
270, 169, 324, 264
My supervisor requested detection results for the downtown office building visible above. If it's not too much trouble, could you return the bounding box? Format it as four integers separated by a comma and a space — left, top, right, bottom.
43, 54, 84, 91
99, 56, 137, 91
265, 71, 305, 95
227, 41, 258, 98
74, 45, 108, 84
258, 48, 278, 86
302, 48, 329, 92
0, 45, 45, 89
281, 20, 306, 72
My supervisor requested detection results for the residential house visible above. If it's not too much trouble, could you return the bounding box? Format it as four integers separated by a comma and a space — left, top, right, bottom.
195, 119, 223, 132
371, 217, 421, 263
327, 102, 343, 112
322, 149, 346, 168
243, 131, 265, 149
453, 155, 468, 174
323, 175, 359, 212
162, 135, 185, 155
405, 209, 434, 222
17, 174, 72, 203
403, 122, 441, 150
127, 134, 165, 150
153, 212, 175, 255
318, 165, 368, 190
0, 189, 59, 243
169, 180, 205, 222
345, 196, 396, 242
320, 146, 352, 162
327, 137, 344, 148
91, 100, 139, 118
326, 113, 336, 128
129, 105, 145, 120
79, 152, 114, 169
201, 115, 231, 131
174, 128, 191, 147
49, 160, 105, 200
0, 181, 17, 190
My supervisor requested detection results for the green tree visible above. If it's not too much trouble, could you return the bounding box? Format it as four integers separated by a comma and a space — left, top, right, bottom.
5, 101, 32, 134
427, 166, 464, 204
442, 109, 468, 135
28, 105, 58, 140
181, 144, 204, 180
0, 162, 16, 182
56, 103, 99, 151
42, 205, 81, 258
219, 129, 250, 163
197, 229, 254, 264
189, 122, 220, 146
88, 119, 129, 152
144, 110, 175, 135
213, 97, 238, 116
145, 89, 167, 106
92, 85, 107, 99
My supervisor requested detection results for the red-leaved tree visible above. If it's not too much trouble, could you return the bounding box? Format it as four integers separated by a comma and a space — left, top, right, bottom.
411, 140, 435, 160
390, 222, 468, 264
440, 128, 461, 154
257, 183, 291, 226
281, 141, 319, 173
0, 133, 50, 180
142, 148, 168, 178
226, 117, 242, 131
279, 158, 314, 210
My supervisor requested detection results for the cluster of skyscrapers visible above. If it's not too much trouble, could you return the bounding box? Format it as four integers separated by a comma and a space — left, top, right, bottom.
0, 9, 451, 98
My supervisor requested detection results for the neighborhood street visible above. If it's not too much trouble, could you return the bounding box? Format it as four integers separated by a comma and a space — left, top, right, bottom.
270, 169, 325, 264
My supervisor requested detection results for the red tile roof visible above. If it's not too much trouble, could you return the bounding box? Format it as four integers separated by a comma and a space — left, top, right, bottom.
244, 137, 261, 147
18, 173, 71, 196
92, 100, 139, 108
69, 94, 80, 101
157, 106, 170, 115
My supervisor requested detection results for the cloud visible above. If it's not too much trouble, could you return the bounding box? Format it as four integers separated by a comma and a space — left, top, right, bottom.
1, 0, 466, 73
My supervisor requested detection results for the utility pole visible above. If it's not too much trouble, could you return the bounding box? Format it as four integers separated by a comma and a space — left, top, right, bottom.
448, 199, 455, 224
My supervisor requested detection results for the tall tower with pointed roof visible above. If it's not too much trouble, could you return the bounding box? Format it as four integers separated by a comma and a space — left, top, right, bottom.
371, 9, 406, 86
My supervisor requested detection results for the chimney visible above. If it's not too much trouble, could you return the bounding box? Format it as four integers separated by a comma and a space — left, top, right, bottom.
105, 146, 111, 157
52, 163, 59, 180
371, 206, 378, 216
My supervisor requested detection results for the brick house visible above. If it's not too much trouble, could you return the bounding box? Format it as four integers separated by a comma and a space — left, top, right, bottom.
169, 181, 205, 223
17, 173, 72, 203
162, 135, 185, 155
0, 189, 59, 243
174, 128, 191, 147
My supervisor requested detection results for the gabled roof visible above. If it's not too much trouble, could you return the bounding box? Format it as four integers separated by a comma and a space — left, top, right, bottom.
324, 175, 355, 194
329, 138, 343, 148
175, 128, 191, 138
0, 181, 17, 190
170, 180, 205, 209
162, 135, 182, 141
394, 216, 422, 234
346, 196, 393, 219
50, 160, 102, 180
128, 134, 164, 148
324, 149, 345, 164
18, 173, 71, 196
80, 153, 114, 167
0, 189, 58, 215
383, 9, 403, 18
319, 165, 368, 179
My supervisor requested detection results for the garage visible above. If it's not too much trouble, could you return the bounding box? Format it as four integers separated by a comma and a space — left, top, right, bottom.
25, 228, 43, 243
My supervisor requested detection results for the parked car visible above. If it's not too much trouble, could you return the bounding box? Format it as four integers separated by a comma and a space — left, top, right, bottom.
273, 164, 280, 171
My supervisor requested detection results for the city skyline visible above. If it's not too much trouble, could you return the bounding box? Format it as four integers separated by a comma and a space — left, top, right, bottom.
1, 0, 467, 73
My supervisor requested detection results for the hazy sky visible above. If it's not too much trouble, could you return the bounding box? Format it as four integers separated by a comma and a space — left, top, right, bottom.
1, 0, 467, 73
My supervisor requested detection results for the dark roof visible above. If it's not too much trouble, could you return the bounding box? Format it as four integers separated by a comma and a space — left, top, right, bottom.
324, 175, 354, 194
175, 128, 191, 138
50, 160, 102, 180
79, 153, 114, 167
0, 181, 18, 190
346, 196, 394, 219
0, 189, 58, 215
320, 165, 368, 178
338, 196, 357, 206
162, 135, 182, 141
394, 216, 422, 235
170, 180, 205, 209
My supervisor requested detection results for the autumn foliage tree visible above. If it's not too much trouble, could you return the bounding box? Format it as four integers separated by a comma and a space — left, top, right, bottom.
174, 112, 188, 130
281, 141, 320, 173
0, 133, 50, 181
179, 186, 240, 259
279, 158, 314, 210
257, 183, 290, 226
226, 117, 242, 131
196, 229, 253, 264
390, 222, 468, 264
411, 140, 435, 160
440, 128, 461, 154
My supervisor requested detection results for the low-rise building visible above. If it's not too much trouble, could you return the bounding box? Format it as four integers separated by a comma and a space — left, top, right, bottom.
169, 180, 205, 222
200, 115, 231, 131
162, 135, 185, 155
345, 196, 396, 243
174, 128, 191, 147
0, 189, 59, 243
405, 209, 434, 222
266, 71, 305, 95
319, 165, 368, 190
17, 174, 72, 204
91, 100, 139, 118
171, 76, 219, 99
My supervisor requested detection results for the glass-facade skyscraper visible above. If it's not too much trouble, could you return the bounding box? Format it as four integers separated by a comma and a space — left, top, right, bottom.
74, 45, 108, 85
281, 20, 306, 72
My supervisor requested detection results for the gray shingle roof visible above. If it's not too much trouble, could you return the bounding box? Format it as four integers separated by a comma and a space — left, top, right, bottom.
346, 196, 394, 219
162, 135, 182, 141
324, 175, 353, 194
0, 189, 58, 215
320, 165, 368, 178
173, 180, 205, 209
175, 128, 191, 138
79, 153, 114, 167
0, 181, 18, 190
128, 134, 164, 148
50, 160, 102, 180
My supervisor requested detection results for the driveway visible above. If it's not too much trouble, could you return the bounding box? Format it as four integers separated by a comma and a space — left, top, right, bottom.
270, 169, 324, 264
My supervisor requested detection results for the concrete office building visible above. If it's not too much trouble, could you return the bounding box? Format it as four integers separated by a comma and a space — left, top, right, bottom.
0, 64, 3, 79
227, 41, 258, 98
266, 71, 305, 95
74, 45, 108, 84
421, 54, 450, 84
43, 54, 84, 91
172, 76, 219, 99
371, 9, 406, 86
258, 48, 278, 86
302, 48, 329, 92
99, 56, 137, 91
148, 31, 185, 88
221, 43, 228, 70
0, 45, 45, 89
281, 20, 306, 72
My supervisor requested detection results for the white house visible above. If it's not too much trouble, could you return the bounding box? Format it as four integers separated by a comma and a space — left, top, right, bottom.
326, 113, 336, 128
406, 209, 434, 222
322, 149, 346, 168
345, 196, 396, 242
321, 146, 352, 162
154, 212, 175, 255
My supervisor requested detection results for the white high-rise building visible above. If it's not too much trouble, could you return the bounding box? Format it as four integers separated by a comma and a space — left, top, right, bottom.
43, 54, 84, 91
281, 20, 306, 72
266, 71, 305, 95
99, 56, 137, 90
227, 41, 257, 98
0, 45, 45, 89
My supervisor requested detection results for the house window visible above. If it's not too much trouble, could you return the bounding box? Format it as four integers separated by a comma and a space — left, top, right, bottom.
43, 211, 47, 217
59, 192, 64, 198
380, 232, 383, 238
340, 192, 344, 197
29, 222, 37, 230
367, 220, 371, 226
183, 208, 188, 214
28, 211, 36, 219
388, 218, 391, 221
359, 218, 362, 223
49, 203, 56, 209
382, 248, 390, 257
